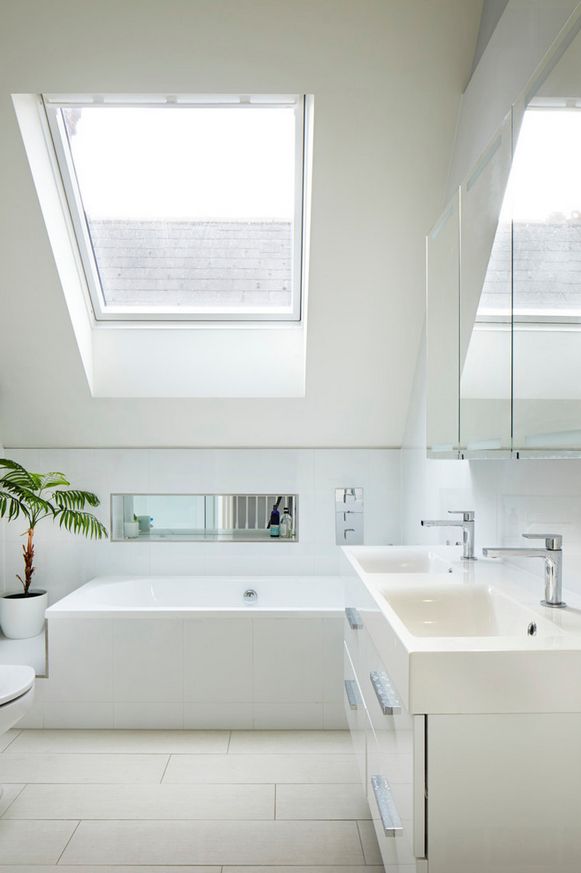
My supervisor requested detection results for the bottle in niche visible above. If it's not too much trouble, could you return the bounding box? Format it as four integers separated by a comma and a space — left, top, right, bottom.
280, 507, 293, 539
269, 504, 280, 537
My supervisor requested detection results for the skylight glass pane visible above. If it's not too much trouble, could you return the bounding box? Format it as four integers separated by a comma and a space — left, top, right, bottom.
59, 102, 300, 318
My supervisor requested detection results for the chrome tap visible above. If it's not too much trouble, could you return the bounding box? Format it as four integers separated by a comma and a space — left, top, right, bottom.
420, 510, 476, 560
483, 533, 566, 609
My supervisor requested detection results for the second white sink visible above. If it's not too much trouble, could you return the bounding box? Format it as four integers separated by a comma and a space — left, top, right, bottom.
379, 582, 560, 638
346, 546, 454, 574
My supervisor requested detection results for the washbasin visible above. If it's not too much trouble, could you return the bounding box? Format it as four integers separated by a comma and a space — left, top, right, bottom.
380, 583, 560, 638
347, 546, 454, 574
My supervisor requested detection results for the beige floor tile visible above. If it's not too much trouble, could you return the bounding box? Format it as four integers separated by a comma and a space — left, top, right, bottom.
61, 820, 365, 865
0, 731, 20, 753
276, 783, 370, 819
0, 868, 219, 873
228, 729, 353, 754
357, 820, 383, 865
0, 785, 24, 817
0, 753, 168, 783
6, 729, 229, 754
5, 783, 274, 820
163, 752, 358, 784
223, 868, 384, 873
0, 820, 78, 864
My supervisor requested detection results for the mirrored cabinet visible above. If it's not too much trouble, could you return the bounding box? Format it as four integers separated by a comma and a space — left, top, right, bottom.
427, 12, 581, 458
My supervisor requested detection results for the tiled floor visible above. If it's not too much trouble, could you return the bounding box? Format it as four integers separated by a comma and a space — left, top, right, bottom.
0, 729, 383, 871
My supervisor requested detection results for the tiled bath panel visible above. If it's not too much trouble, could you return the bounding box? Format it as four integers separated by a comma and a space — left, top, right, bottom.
21, 615, 345, 729
0, 728, 383, 870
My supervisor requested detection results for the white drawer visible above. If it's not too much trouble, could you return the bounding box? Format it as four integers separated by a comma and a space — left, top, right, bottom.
343, 641, 367, 788
366, 715, 418, 869
358, 627, 413, 744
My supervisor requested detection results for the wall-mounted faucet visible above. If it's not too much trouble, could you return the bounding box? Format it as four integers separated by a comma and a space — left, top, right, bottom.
335, 488, 364, 545
420, 510, 476, 560
483, 533, 566, 609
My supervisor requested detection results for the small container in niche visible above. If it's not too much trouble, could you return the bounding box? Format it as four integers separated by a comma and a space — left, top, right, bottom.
280, 507, 293, 538
269, 505, 280, 537
124, 521, 139, 539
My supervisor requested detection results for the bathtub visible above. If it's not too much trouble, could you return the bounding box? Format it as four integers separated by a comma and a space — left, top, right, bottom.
47, 575, 344, 615
36, 575, 346, 731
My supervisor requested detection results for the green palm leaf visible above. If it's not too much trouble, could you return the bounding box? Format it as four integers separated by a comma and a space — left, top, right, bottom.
0, 459, 41, 491
38, 472, 70, 489
0, 489, 24, 522
56, 508, 107, 539
53, 489, 100, 510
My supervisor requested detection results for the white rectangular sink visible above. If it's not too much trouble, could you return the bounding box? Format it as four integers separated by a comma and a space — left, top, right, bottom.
345, 545, 455, 574
380, 582, 555, 638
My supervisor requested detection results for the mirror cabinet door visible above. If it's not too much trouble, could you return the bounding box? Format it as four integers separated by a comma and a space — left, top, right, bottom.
511, 23, 581, 453
426, 192, 460, 456
460, 113, 513, 455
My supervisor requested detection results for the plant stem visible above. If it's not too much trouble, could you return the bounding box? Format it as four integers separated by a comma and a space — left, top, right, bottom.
16, 527, 35, 595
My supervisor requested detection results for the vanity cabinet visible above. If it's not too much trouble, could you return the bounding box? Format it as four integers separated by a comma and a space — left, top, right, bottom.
343, 568, 581, 873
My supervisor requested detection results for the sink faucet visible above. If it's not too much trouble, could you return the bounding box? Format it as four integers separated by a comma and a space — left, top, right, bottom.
420, 510, 476, 560
482, 533, 566, 609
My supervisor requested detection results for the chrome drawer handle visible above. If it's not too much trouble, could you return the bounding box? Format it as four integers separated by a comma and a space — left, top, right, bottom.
344, 678, 362, 710
369, 670, 401, 715
345, 607, 363, 629
371, 774, 403, 837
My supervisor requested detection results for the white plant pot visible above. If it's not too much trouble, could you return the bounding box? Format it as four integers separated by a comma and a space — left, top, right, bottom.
124, 521, 140, 539
0, 590, 48, 639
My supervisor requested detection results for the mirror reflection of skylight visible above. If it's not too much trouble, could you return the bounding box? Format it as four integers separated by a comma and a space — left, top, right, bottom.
44, 96, 306, 321
510, 108, 581, 320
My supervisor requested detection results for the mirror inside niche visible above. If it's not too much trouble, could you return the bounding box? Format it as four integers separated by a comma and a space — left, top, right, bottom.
426, 191, 461, 456
511, 23, 581, 452
459, 112, 513, 454
111, 493, 298, 541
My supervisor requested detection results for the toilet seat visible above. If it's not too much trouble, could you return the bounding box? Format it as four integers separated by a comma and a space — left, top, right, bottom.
0, 665, 35, 707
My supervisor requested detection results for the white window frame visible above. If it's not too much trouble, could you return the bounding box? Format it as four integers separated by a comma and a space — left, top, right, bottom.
42, 93, 307, 323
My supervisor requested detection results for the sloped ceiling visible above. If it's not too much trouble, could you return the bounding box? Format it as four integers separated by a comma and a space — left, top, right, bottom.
0, 0, 482, 447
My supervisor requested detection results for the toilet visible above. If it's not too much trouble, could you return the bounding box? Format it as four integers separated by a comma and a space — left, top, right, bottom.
0, 665, 35, 742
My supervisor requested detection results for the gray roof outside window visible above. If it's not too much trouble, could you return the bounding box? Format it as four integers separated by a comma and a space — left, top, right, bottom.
87, 218, 292, 309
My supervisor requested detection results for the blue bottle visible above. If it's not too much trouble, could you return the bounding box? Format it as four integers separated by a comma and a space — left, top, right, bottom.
269, 505, 280, 537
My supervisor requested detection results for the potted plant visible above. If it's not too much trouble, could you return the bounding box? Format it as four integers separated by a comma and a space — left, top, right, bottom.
0, 459, 107, 639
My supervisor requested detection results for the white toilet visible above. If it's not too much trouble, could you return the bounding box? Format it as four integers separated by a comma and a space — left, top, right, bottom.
0, 665, 35, 755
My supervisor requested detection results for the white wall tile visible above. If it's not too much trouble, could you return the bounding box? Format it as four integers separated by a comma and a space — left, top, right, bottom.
183, 618, 252, 703
43, 701, 114, 729
114, 701, 184, 729
252, 703, 324, 729
113, 619, 183, 702
45, 618, 113, 701
184, 702, 253, 729
253, 618, 324, 703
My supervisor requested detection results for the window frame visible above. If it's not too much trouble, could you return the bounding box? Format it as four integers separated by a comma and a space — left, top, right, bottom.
43, 93, 307, 323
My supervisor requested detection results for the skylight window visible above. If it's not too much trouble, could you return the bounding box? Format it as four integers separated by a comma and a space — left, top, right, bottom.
43, 95, 307, 321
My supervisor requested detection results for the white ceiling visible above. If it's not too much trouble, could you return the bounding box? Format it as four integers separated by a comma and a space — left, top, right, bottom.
0, 0, 482, 447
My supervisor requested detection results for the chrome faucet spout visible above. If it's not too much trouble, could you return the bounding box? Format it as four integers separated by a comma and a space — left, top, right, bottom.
420, 510, 476, 560
482, 534, 566, 609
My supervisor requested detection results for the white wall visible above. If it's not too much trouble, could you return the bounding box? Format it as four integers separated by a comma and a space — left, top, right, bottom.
1, 448, 400, 604
0, 0, 481, 448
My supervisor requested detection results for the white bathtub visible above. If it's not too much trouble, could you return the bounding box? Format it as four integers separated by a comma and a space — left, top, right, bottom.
47, 575, 344, 615
36, 575, 346, 731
